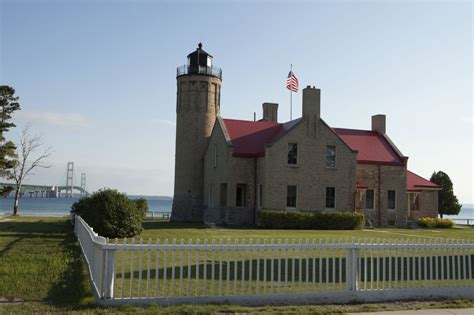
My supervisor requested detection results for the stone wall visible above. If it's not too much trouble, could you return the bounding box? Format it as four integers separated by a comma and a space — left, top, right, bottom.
263, 118, 357, 212
172, 75, 222, 222
416, 190, 439, 219
203, 120, 257, 225
356, 164, 408, 227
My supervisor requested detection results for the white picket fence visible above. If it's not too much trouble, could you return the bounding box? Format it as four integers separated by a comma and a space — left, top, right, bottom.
74, 215, 474, 306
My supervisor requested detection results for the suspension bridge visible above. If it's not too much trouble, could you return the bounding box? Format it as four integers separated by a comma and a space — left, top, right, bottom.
0, 162, 89, 198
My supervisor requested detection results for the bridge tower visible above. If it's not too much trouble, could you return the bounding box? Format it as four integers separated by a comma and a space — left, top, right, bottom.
171, 43, 222, 222
65, 162, 74, 198
80, 173, 87, 197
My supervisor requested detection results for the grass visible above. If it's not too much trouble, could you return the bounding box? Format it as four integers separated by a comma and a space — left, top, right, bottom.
136, 221, 474, 242
0, 216, 473, 314
112, 221, 474, 298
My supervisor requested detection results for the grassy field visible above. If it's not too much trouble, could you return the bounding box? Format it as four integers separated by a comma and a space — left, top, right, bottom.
113, 221, 474, 298
0, 216, 473, 314
137, 220, 474, 242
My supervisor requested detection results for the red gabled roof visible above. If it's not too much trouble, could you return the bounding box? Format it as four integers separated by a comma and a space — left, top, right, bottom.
222, 118, 301, 157
407, 170, 441, 192
333, 128, 405, 166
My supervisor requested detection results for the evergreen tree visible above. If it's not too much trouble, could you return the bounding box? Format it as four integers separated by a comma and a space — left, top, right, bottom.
430, 171, 462, 218
0, 85, 21, 194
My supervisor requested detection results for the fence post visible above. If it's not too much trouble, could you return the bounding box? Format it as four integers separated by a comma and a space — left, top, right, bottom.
103, 247, 117, 299
346, 246, 359, 291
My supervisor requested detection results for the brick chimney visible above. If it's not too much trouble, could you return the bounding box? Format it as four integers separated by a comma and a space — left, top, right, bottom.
371, 114, 386, 134
303, 86, 320, 120
262, 103, 278, 122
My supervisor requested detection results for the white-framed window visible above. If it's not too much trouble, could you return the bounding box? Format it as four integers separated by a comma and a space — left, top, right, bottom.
326, 145, 336, 168
236, 184, 247, 207
388, 190, 396, 209
287, 185, 297, 208
325, 187, 336, 209
288, 143, 298, 165
213, 144, 218, 168
366, 189, 374, 209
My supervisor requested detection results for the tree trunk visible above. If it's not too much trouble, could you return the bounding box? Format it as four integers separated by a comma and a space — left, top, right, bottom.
13, 188, 20, 216
440, 213, 443, 218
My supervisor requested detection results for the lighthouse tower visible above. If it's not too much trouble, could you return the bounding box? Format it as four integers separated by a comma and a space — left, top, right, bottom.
171, 43, 222, 222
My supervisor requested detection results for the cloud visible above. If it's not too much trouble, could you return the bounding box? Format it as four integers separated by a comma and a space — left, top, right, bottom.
17, 111, 92, 128
460, 116, 474, 124
151, 118, 176, 127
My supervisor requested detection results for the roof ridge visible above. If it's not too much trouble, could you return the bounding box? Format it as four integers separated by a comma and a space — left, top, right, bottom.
332, 127, 376, 133
222, 117, 281, 124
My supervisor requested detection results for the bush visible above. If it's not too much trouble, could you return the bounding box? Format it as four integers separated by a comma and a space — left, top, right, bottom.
417, 217, 454, 229
71, 189, 148, 238
257, 210, 364, 230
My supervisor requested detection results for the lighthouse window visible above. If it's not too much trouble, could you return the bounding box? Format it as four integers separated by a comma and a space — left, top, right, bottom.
207, 56, 212, 67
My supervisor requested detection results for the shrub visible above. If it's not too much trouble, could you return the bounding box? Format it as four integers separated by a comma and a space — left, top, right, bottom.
257, 210, 364, 230
71, 189, 148, 238
417, 217, 454, 229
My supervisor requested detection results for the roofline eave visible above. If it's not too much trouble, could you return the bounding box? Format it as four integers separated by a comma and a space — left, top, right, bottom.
323, 119, 358, 153
382, 134, 408, 165
217, 116, 234, 147
264, 118, 304, 148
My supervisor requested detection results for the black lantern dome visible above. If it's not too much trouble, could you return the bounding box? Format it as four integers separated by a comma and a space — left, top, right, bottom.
177, 43, 222, 79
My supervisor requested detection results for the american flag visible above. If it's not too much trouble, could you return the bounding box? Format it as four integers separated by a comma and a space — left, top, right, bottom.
286, 71, 299, 92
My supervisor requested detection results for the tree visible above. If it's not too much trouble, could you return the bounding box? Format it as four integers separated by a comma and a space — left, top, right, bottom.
0, 86, 21, 193
430, 171, 462, 218
10, 124, 52, 215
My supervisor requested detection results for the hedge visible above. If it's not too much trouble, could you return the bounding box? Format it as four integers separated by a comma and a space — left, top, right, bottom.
71, 189, 148, 238
257, 210, 364, 230
417, 217, 454, 229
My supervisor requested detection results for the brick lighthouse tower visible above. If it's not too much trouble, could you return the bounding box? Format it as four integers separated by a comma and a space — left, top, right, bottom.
171, 43, 222, 222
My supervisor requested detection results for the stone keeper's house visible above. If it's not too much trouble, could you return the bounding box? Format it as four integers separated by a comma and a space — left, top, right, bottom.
171, 44, 440, 227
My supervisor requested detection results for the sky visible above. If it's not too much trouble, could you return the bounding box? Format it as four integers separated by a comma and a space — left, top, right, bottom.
0, 0, 472, 202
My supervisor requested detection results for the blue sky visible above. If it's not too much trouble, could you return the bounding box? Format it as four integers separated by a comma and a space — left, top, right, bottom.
0, 1, 472, 202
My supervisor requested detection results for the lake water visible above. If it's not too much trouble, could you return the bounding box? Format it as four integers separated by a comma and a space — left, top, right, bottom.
0, 196, 172, 217
0, 196, 472, 220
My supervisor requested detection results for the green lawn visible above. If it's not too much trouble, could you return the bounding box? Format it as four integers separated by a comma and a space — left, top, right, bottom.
137, 221, 474, 242
113, 221, 474, 298
0, 216, 473, 314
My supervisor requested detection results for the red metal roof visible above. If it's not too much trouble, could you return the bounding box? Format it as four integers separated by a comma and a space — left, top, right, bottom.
333, 128, 405, 166
356, 181, 367, 189
222, 118, 301, 157
407, 170, 441, 192
222, 119, 405, 165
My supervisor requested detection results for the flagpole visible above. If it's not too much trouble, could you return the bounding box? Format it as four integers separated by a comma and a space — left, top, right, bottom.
290, 64, 292, 120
